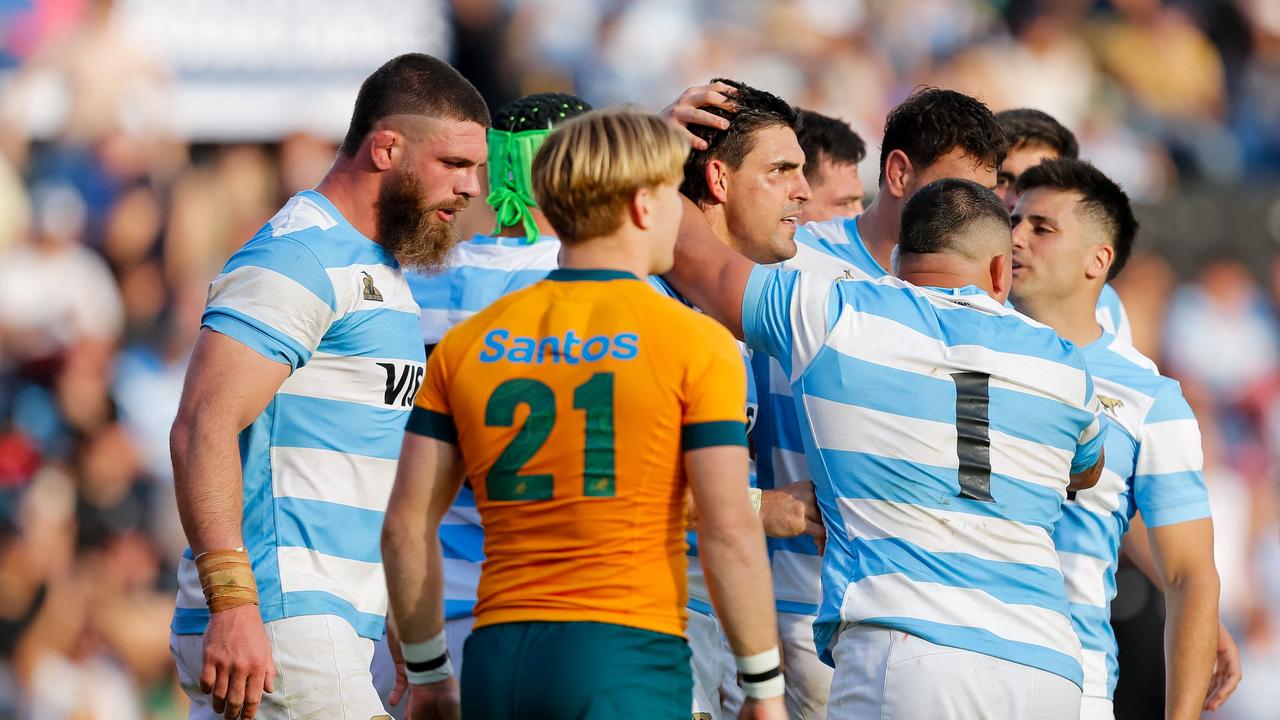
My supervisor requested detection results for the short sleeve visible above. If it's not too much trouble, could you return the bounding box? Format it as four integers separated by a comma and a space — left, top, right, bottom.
741, 265, 839, 379
202, 237, 337, 371
406, 347, 456, 443
1072, 371, 1107, 474
1134, 385, 1210, 527
681, 324, 749, 451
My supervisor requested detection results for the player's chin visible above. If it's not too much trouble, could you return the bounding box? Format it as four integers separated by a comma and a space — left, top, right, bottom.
770, 229, 799, 264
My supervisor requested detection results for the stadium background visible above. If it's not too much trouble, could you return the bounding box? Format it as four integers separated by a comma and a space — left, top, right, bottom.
0, 0, 1277, 717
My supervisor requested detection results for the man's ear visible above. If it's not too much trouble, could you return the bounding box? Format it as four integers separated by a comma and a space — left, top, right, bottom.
367, 128, 399, 172
883, 149, 914, 200
991, 252, 1012, 299
1085, 243, 1115, 282
629, 186, 654, 230
704, 159, 731, 205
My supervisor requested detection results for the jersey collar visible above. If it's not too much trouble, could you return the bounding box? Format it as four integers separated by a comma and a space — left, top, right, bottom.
547, 268, 639, 282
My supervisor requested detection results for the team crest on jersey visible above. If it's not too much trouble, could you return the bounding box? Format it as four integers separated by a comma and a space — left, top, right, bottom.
361, 272, 383, 302
1099, 395, 1124, 414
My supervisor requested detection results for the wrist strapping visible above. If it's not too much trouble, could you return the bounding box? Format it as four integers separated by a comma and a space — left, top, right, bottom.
195, 547, 258, 613
748, 487, 763, 514
736, 647, 784, 699
401, 630, 454, 685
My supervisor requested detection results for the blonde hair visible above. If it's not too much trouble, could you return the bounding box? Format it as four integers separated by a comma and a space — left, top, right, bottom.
532, 108, 689, 244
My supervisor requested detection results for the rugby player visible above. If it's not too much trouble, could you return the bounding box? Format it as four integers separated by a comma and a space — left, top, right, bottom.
794, 109, 867, 223
664, 177, 1106, 718
995, 108, 1131, 342
383, 109, 785, 720
1009, 158, 1222, 719
168, 54, 488, 720
664, 77, 820, 720
403, 91, 591, 674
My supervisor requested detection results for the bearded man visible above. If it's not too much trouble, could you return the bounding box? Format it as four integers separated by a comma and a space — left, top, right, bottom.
166, 54, 489, 720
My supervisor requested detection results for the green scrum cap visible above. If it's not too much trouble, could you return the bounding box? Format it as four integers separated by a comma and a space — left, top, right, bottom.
486, 92, 592, 243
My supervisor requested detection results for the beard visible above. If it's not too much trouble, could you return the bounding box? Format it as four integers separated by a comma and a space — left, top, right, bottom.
375, 168, 468, 272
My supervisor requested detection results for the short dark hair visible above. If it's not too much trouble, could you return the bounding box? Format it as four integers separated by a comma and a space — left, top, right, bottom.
879, 88, 1008, 186
681, 78, 797, 207
493, 92, 592, 132
796, 109, 866, 184
900, 178, 1010, 255
996, 108, 1079, 159
340, 53, 490, 157
1015, 158, 1138, 280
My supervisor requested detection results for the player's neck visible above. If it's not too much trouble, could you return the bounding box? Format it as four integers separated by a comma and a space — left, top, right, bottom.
701, 204, 734, 249
1015, 290, 1104, 347
857, 197, 899, 273
558, 232, 652, 278
314, 166, 379, 243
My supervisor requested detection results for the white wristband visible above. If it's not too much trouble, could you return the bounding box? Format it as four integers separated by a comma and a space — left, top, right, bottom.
401, 630, 454, 685
736, 647, 783, 699
748, 487, 763, 514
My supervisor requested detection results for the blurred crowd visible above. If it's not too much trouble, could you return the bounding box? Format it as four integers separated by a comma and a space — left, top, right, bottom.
0, 0, 1278, 718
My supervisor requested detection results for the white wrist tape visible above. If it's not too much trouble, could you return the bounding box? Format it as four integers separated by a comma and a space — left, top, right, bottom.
748, 487, 763, 514
736, 647, 784, 699
401, 630, 454, 685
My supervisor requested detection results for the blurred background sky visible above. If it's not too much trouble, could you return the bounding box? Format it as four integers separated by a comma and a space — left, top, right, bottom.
0, 1, 1278, 718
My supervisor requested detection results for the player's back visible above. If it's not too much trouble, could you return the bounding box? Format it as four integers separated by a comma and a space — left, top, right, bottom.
407, 234, 561, 345
423, 268, 746, 638
745, 267, 1104, 688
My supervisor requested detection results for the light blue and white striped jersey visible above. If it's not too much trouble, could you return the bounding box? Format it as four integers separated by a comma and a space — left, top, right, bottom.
408, 234, 562, 345
647, 275, 759, 617
756, 216, 1133, 616
406, 234, 561, 620
743, 264, 1106, 687
172, 190, 425, 640
1054, 333, 1210, 698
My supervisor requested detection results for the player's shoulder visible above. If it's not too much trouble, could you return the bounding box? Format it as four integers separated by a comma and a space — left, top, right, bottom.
249, 191, 392, 271
447, 234, 562, 270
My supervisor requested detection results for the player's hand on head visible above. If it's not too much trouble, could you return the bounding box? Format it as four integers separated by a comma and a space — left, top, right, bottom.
738, 696, 787, 720
407, 676, 461, 720
1204, 622, 1242, 711
659, 82, 737, 150
200, 604, 275, 720
759, 481, 825, 550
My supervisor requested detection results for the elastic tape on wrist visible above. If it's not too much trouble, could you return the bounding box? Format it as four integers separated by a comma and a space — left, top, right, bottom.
736, 647, 783, 699
195, 548, 258, 613
748, 487, 763, 514
401, 630, 454, 685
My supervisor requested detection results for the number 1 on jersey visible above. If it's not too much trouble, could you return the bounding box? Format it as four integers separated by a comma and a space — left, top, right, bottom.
484, 373, 618, 501
952, 371, 994, 503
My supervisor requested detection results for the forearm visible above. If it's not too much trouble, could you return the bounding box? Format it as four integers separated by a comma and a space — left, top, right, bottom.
1163, 571, 1219, 719
699, 516, 778, 656
382, 516, 445, 644
171, 414, 246, 552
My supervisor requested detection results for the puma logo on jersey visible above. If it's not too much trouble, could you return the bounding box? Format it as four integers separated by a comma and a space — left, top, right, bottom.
361, 272, 383, 302
1099, 395, 1124, 414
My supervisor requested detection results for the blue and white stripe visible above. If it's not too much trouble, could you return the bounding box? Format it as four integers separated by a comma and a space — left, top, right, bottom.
405, 234, 561, 620
757, 216, 1134, 616
1054, 334, 1209, 698
742, 265, 1105, 687
408, 235, 561, 345
173, 190, 425, 640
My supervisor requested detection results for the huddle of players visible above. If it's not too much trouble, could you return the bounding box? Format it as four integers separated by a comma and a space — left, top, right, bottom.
389, 77, 1234, 719
168, 53, 1236, 720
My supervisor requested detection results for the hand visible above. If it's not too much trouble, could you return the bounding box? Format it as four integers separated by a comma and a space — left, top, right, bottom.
200, 604, 275, 719
659, 82, 737, 150
387, 633, 410, 710
408, 677, 462, 720
1203, 623, 1242, 711
760, 482, 826, 552
738, 696, 786, 720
